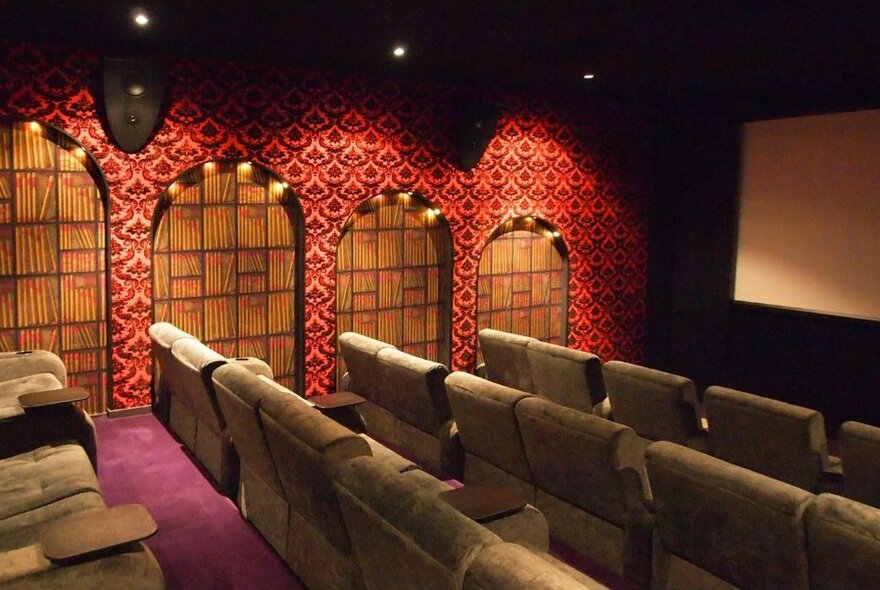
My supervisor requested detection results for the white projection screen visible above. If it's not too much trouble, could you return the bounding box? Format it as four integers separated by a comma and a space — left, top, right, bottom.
734, 108, 880, 320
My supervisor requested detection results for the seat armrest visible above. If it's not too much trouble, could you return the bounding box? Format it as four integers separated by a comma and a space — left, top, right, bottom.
41, 504, 157, 562
592, 396, 613, 419
18, 387, 89, 409
474, 363, 487, 379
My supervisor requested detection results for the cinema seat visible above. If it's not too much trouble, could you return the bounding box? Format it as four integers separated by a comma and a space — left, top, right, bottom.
0, 350, 97, 470
478, 329, 536, 393
805, 493, 880, 589
603, 361, 707, 452
646, 441, 813, 590
147, 322, 198, 424
704, 386, 840, 492
839, 421, 880, 508
333, 456, 604, 590
445, 371, 537, 504
0, 444, 164, 589
526, 339, 608, 415
163, 336, 272, 496
516, 396, 652, 584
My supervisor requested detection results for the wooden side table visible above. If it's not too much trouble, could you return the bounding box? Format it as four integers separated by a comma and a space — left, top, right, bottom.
41, 504, 157, 561
18, 386, 89, 409
439, 484, 527, 523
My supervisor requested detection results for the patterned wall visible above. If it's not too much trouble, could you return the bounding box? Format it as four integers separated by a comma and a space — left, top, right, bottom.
153, 160, 302, 391
336, 191, 452, 382
0, 40, 649, 407
476, 217, 567, 364
0, 120, 110, 414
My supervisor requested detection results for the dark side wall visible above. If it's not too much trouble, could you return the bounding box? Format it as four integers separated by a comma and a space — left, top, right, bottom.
645, 89, 880, 432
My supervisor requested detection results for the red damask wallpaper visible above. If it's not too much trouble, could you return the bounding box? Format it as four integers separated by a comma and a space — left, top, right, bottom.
0, 41, 649, 408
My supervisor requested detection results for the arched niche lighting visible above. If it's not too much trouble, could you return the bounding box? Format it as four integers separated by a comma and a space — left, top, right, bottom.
335, 190, 453, 384
0, 119, 112, 413
475, 215, 569, 365
151, 160, 304, 392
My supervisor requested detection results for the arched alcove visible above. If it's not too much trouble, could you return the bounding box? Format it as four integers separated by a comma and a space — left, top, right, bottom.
336, 190, 453, 384
0, 119, 111, 413
151, 160, 304, 392
476, 216, 569, 364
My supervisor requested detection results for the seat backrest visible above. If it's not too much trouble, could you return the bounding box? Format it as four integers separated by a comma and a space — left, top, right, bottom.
259, 388, 371, 556
147, 322, 195, 380
705, 386, 829, 491
478, 329, 536, 393
212, 363, 286, 498
840, 421, 880, 508
603, 361, 700, 444
646, 441, 812, 590
374, 347, 451, 435
516, 396, 646, 527
167, 338, 227, 433
445, 371, 533, 482
334, 455, 499, 590
337, 332, 396, 400
463, 543, 595, 590
805, 493, 880, 590
525, 339, 605, 412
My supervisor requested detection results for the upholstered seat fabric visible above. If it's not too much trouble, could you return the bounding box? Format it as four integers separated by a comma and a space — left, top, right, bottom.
478, 329, 535, 393
647, 441, 813, 590
526, 340, 606, 413
839, 421, 880, 508
704, 385, 834, 492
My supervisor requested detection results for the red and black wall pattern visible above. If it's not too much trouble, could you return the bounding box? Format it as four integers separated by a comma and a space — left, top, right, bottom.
0, 40, 649, 408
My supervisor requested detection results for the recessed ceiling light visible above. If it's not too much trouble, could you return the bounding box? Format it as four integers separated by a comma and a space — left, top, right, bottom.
133, 10, 149, 27
583, 73, 596, 80
392, 45, 406, 58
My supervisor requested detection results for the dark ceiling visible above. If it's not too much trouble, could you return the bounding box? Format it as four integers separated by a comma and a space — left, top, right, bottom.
4, 1, 880, 105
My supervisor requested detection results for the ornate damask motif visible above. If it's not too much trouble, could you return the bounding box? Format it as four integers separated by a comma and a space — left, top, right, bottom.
0, 41, 648, 408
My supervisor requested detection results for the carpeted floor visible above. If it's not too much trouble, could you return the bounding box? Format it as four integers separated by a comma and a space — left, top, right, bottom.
94, 413, 304, 590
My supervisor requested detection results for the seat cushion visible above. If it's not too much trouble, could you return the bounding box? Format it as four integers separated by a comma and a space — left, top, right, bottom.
0, 444, 101, 521
0, 373, 64, 419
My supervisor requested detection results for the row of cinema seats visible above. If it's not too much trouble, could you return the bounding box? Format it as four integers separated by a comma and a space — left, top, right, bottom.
340, 329, 880, 588
0, 351, 165, 589
478, 328, 880, 507
148, 322, 609, 588
338, 331, 652, 584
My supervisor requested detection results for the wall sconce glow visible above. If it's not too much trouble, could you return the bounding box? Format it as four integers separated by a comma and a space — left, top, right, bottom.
132, 10, 149, 27
583, 73, 596, 80
203, 161, 215, 170
73, 147, 87, 159
281, 182, 289, 188
392, 45, 406, 58
432, 208, 442, 215
552, 231, 560, 237
28, 121, 41, 132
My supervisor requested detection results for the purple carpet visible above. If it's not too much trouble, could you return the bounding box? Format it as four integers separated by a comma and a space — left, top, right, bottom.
94, 413, 304, 590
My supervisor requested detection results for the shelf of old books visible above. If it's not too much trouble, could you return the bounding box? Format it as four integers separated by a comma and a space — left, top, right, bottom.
0, 120, 109, 414
152, 161, 302, 391
476, 216, 568, 365
336, 191, 452, 383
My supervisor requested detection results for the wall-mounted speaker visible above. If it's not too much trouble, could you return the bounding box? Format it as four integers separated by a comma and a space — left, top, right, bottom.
100, 58, 168, 153
454, 101, 501, 171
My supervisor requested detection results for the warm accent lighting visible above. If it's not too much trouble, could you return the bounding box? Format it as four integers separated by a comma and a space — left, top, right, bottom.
203, 161, 215, 170
281, 182, 289, 188
392, 45, 406, 58
73, 147, 87, 159
28, 121, 41, 132
432, 208, 442, 215
133, 10, 149, 27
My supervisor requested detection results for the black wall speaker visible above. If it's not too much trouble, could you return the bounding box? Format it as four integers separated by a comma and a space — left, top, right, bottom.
454, 101, 501, 171
101, 58, 168, 153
